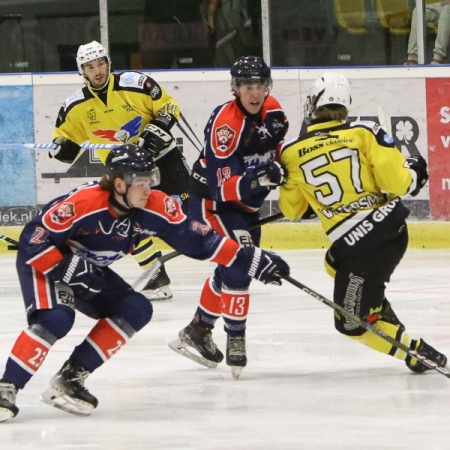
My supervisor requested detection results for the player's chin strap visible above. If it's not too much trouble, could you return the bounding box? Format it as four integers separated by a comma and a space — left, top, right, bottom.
109, 189, 133, 214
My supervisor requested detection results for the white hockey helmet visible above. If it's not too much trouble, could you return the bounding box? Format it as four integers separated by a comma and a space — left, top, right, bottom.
304, 72, 351, 117
76, 41, 110, 74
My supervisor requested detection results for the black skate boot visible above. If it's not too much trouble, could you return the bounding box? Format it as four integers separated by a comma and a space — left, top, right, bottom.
406, 339, 448, 373
226, 334, 247, 380
0, 380, 19, 423
169, 320, 224, 368
141, 252, 173, 301
40, 359, 98, 416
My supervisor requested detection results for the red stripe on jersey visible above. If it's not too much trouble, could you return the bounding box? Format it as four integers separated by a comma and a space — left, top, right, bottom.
33, 268, 51, 309
210, 238, 240, 266
28, 246, 64, 274
203, 199, 227, 236
221, 175, 241, 202
10, 329, 52, 374
86, 318, 128, 361
199, 277, 222, 315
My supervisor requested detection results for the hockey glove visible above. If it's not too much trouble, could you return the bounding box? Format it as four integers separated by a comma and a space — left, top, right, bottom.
138, 121, 174, 155
51, 254, 106, 300
406, 156, 428, 197
49, 137, 81, 164
233, 247, 290, 286
242, 161, 287, 193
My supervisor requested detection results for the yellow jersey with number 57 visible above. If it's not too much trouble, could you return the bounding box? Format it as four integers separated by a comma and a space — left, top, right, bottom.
279, 119, 415, 241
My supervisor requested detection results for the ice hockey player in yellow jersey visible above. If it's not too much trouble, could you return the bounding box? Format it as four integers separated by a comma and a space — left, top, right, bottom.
279, 72, 447, 373
50, 41, 192, 302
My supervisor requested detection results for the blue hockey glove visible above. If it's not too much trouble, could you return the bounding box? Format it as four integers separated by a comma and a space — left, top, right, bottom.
242, 161, 287, 192
51, 254, 106, 300
232, 247, 290, 285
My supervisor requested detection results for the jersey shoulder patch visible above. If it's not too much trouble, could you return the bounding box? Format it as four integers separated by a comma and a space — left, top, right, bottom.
42, 185, 108, 232
145, 190, 185, 223
349, 120, 381, 134
209, 101, 243, 157
118, 71, 148, 90
63, 88, 87, 111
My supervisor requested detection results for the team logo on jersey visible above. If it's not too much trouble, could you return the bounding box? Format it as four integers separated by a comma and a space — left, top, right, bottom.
91, 116, 142, 143
164, 197, 178, 217
50, 202, 75, 225
87, 107, 96, 122
256, 124, 272, 139
190, 220, 210, 235
215, 124, 236, 152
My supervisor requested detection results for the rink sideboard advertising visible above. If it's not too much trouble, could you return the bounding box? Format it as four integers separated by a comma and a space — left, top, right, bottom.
0, 68, 449, 228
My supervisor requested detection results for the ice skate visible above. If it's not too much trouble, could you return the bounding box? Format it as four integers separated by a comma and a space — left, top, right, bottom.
141, 253, 173, 301
40, 359, 98, 416
406, 339, 448, 373
0, 380, 19, 423
169, 321, 224, 368
226, 334, 247, 380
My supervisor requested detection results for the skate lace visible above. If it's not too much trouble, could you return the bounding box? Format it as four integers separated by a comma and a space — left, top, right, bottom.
228, 337, 245, 355
0, 383, 17, 403
203, 333, 219, 354
68, 370, 90, 390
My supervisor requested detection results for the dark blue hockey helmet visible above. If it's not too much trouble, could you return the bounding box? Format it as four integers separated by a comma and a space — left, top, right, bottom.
230, 56, 272, 90
105, 144, 160, 186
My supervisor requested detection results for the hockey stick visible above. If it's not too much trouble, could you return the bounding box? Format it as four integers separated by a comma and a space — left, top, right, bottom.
132, 212, 285, 292
282, 274, 450, 379
0, 143, 117, 151
176, 121, 203, 153
0, 233, 19, 251
180, 113, 204, 150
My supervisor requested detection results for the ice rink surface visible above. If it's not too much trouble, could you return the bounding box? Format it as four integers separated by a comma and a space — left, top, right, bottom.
1, 248, 450, 449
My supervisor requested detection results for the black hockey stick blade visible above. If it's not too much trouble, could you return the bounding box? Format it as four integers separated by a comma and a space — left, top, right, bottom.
282, 274, 450, 379
7, 245, 19, 251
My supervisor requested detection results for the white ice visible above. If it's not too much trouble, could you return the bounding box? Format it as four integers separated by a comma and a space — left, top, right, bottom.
1, 248, 450, 450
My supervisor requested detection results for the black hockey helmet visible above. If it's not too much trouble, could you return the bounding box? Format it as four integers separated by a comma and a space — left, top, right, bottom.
230, 56, 272, 90
105, 144, 160, 186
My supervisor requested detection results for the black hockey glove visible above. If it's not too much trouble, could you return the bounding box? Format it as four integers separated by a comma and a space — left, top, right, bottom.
406, 156, 428, 197
51, 254, 106, 300
49, 137, 81, 164
138, 121, 174, 155
242, 161, 287, 193
232, 247, 290, 286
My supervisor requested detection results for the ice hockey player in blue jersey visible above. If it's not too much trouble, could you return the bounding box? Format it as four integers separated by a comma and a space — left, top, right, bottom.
0, 144, 289, 422
170, 56, 289, 378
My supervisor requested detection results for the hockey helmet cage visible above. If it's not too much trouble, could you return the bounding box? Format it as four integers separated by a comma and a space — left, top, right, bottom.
76, 41, 110, 74
230, 56, 272, 90
105, 144, 160, 187
304, 72, 351, 118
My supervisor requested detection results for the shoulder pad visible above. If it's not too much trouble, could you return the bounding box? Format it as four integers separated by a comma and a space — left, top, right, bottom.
118, 71, 149, 90
349, 120, 381, 134
64, 88, 86, 110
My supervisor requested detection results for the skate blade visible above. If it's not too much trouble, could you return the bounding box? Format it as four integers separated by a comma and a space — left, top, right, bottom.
0, 408, 15, 423
230, 366, 243, 380
168, 339, 218, 369
40, 387, 94, 417
141, 285, 173, 302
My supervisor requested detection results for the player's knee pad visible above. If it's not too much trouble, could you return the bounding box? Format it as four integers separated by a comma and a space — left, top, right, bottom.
28, 305, 75, 340
115, 292, 153, 331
